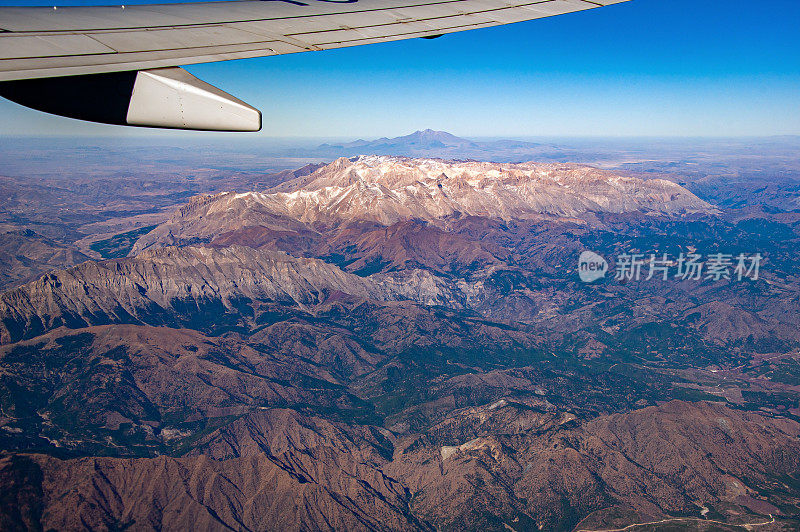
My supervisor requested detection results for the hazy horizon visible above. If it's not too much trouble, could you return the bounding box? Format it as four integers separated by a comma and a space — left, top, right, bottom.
3, 130, 800, 143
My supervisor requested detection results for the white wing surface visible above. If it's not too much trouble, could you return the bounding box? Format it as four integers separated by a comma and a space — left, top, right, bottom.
0, 0, 630, 130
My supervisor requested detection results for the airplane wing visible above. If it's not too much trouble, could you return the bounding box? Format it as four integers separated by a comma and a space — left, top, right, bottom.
0, 0, 630, 131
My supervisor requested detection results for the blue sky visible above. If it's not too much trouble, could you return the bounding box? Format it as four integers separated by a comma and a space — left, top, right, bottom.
1, 0, 799, 138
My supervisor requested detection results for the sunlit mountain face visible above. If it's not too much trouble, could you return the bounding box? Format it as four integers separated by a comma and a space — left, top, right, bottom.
1, 133, 800, 530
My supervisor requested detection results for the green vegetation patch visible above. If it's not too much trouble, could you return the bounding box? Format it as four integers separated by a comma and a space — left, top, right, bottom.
671, 386, 727, 403
89, 225, 157, 259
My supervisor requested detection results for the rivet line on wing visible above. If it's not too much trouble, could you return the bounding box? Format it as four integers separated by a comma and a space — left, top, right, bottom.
0, 0, 561, 34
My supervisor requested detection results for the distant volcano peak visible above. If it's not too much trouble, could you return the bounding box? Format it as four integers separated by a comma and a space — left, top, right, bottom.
308, 130, 555, 160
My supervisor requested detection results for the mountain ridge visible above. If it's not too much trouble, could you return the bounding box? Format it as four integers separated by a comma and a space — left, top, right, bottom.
131, 156, 716, 255
2, 151, 800, 530
0, 245, 460, 345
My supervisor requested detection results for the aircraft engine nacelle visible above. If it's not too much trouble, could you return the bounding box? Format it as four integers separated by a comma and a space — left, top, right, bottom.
0, 67, 261, 132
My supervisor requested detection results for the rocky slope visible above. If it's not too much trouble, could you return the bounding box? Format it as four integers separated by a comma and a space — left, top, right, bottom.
390, 400, 800, 530
268, 156, 714, 220
0, 245, 457, 345
3, 401, 799, 531
0, 325, 369, 455
0, 229, 89, 290
2, 408, 421, 532
131, 156, 715, 254
2, 154, 800, 531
